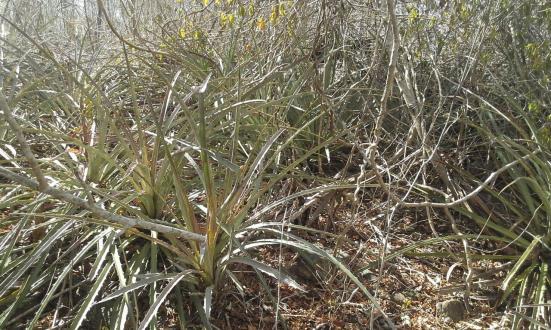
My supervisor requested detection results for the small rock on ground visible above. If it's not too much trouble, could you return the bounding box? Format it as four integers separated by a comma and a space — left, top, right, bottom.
392, 292, 407, 304
436, 299, 466, 322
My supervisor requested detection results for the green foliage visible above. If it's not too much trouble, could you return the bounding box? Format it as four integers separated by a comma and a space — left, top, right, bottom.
0, 1, 386, 327
1, 0, 550, 328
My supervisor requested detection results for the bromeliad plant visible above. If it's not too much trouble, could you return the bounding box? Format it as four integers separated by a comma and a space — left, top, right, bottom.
0, 7, 390, 328
454, 93, 551, 328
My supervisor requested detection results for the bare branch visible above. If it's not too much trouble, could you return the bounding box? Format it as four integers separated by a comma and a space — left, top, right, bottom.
0, 166, 206, 242
0, 90, 48, 190
399, 152, 538, 208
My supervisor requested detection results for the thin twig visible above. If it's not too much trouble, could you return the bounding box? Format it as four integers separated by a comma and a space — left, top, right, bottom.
0, 166, 205, 241
0, 90, 48, 190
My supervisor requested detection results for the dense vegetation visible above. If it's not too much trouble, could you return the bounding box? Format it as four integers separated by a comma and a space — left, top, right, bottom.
0, 0, 549, 328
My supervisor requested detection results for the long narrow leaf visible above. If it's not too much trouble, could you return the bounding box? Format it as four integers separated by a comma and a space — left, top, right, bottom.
137, 272, 193, 330
70, 261, 114, 330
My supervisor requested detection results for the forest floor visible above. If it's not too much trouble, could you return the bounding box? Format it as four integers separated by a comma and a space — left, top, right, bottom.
207, 205, 507, 329
24, 196, 509, 329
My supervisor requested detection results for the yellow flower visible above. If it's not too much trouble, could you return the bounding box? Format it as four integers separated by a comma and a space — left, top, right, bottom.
287, 23, 295, 37
238, 5, 246, 17
215, 0, 221, 6
194, 30, 202, 40
203, 0, 209, 6
178, 27, 186, 38
220, 12, 227, 27
228, 13, 235, 27
227, 0, 234, 4
270, 7, 278, 24
408, 7, 419, 23
257, 17, 266, 31
278, 3, 286, 17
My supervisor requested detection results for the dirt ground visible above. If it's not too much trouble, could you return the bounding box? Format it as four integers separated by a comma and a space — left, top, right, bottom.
206, 206, 510, 329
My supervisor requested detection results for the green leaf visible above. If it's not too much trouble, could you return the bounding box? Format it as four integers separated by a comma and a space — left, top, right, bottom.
227, 257, 304, 291
137, 272, 193, 330
70, 261, 114, 330
501, 236, 541, 291
27, 230, 109, 329
0, 221, 74, 297
97, 272, 193, 304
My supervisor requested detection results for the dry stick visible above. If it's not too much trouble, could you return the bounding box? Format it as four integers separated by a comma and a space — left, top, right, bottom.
0, 91, 48, 191
0, 166, 205, 241
353, 2, 400, 201
366, 0, 496, 320
421, 170, 461, 263
0, 92, 205, 242
369, 120, 509, 314
373, 0, 401, 143
426, 25, 492, 310
395, 152, 537, 208
363, 0, 496, 324
368, 147, 536, 313
275, 182, 297, 328
407, 28, 486, 311
364, 1, 402, 329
